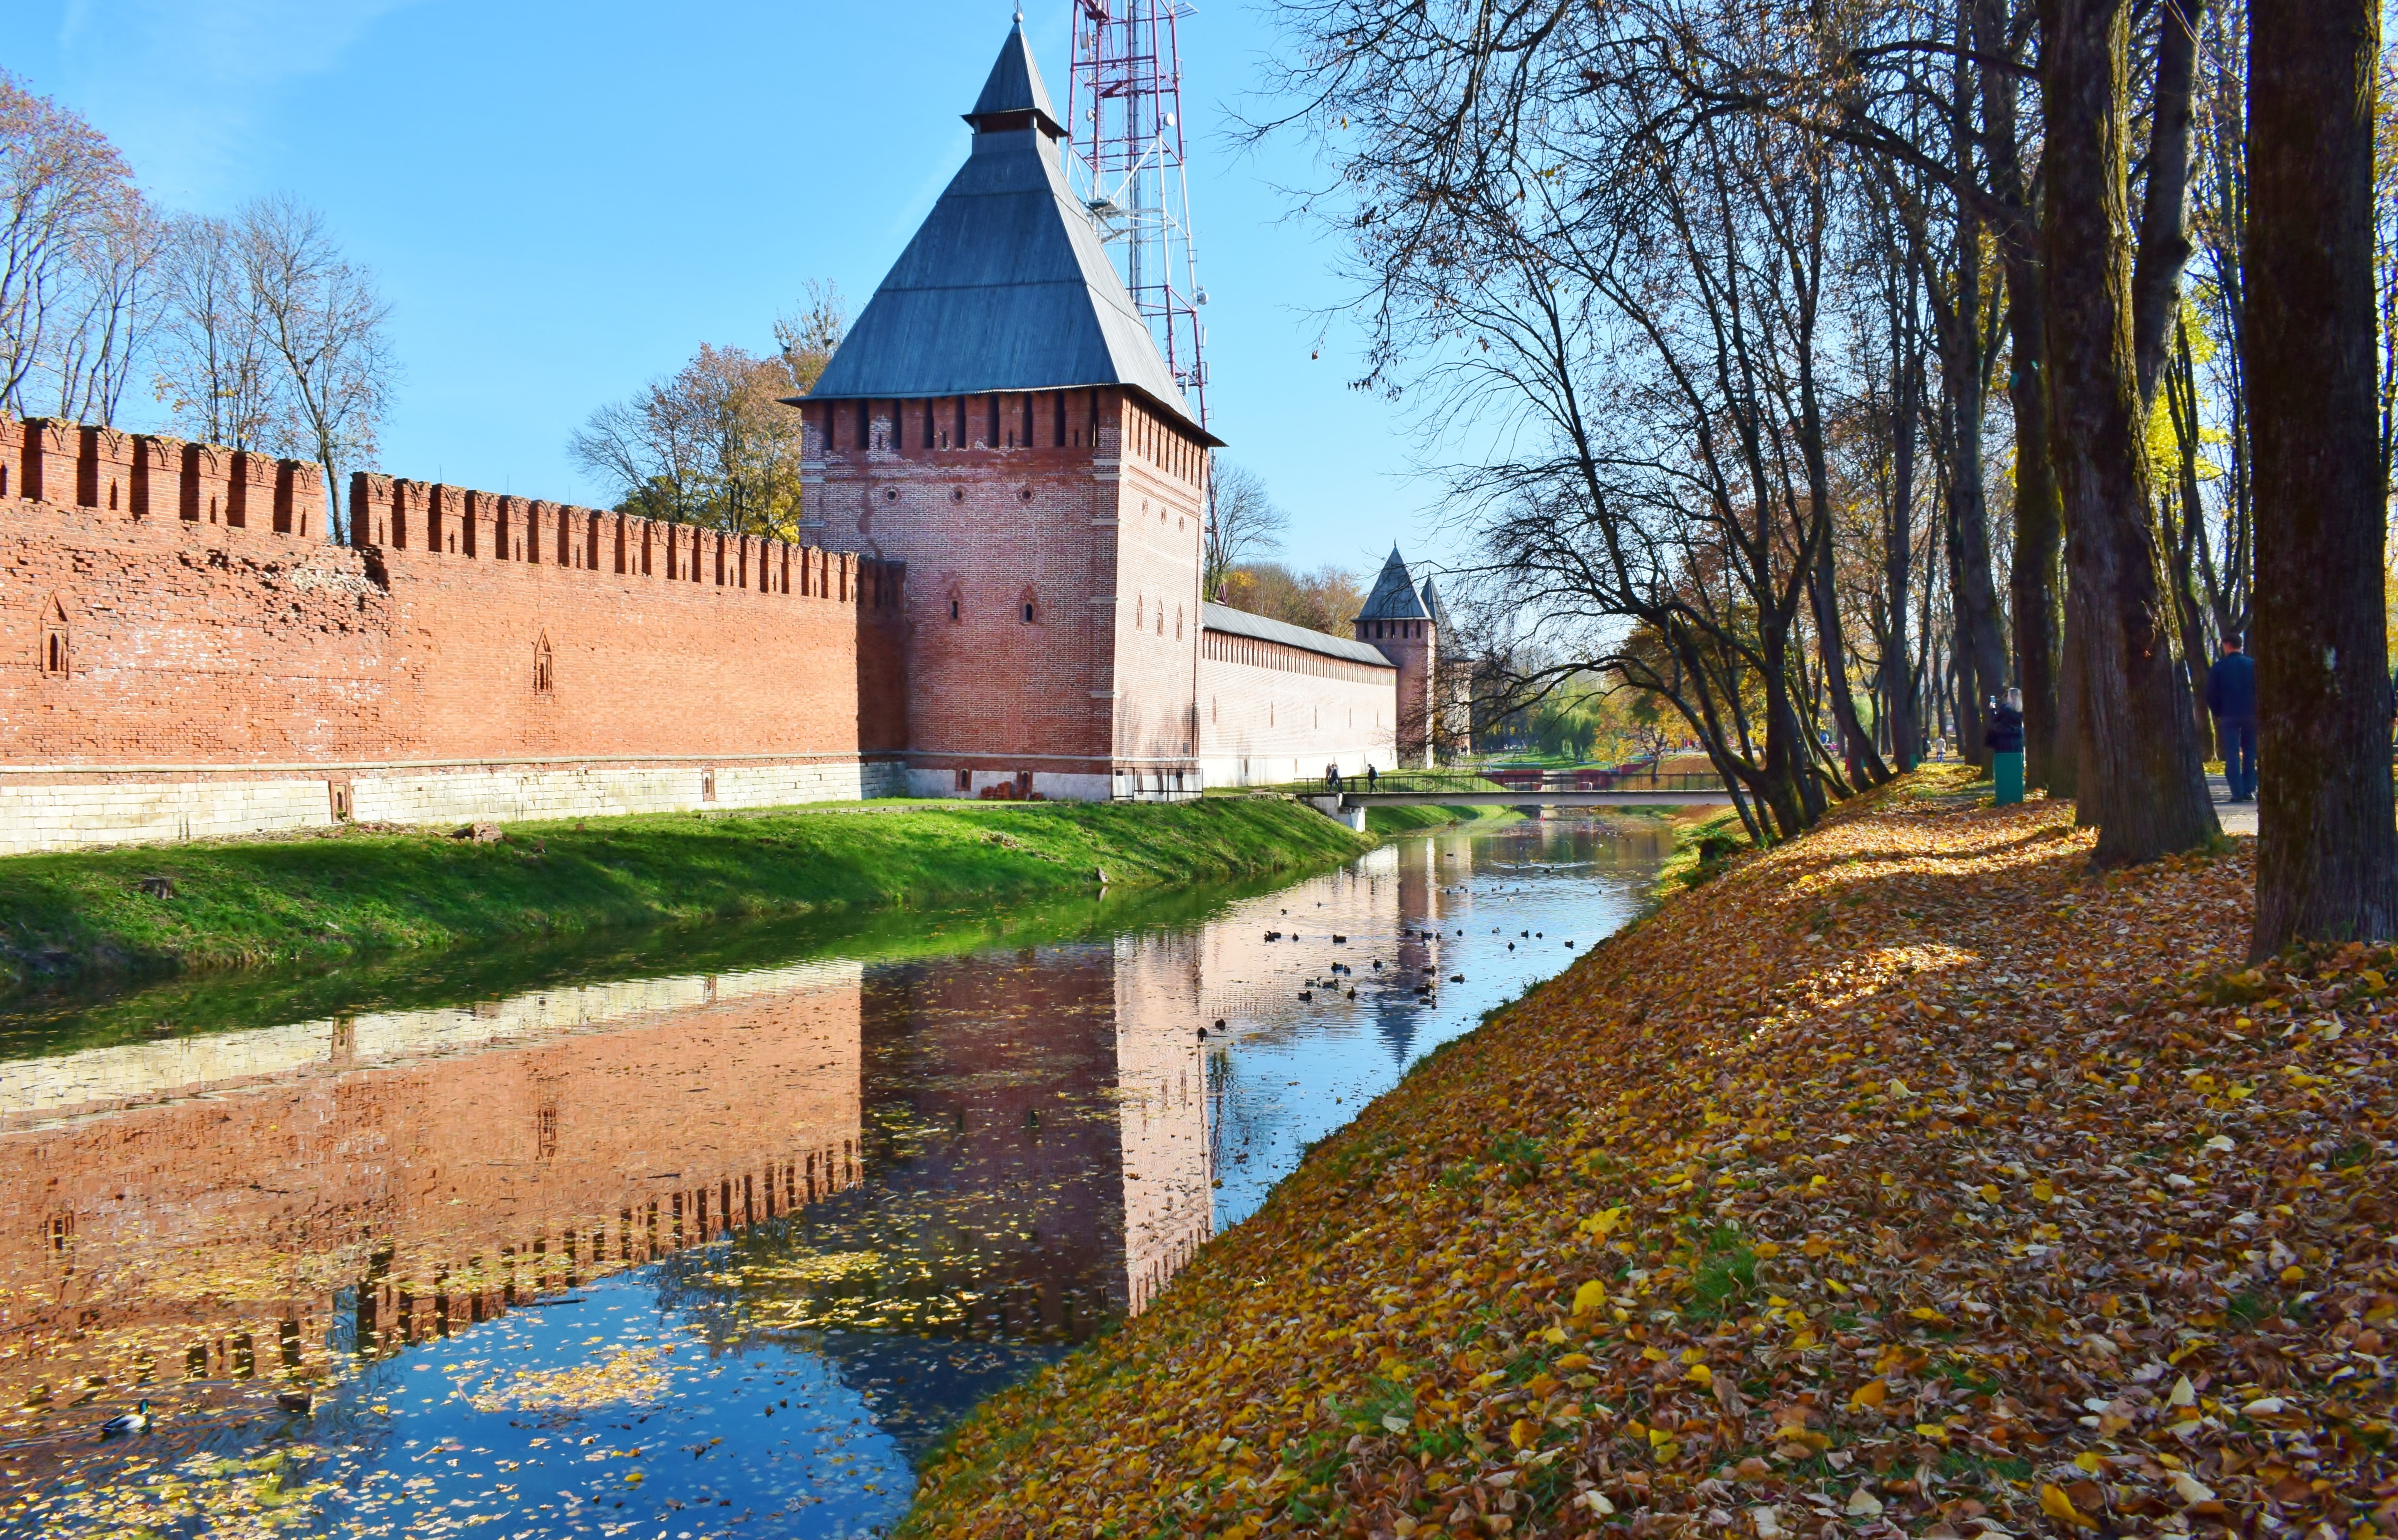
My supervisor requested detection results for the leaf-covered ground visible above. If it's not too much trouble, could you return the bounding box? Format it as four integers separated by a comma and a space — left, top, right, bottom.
902, 767, 2395, 1538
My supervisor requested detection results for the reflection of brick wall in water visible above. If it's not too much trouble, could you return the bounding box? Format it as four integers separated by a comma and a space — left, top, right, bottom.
853, 951, 1127, 1337
1111, 930, 1210, 1315
0, 979, 863, 1415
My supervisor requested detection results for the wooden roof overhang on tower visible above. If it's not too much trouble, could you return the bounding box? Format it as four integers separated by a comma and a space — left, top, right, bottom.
790, 20, 1221, 448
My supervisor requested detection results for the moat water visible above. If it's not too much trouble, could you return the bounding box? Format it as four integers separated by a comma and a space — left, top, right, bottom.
0, 814, 1668, 1537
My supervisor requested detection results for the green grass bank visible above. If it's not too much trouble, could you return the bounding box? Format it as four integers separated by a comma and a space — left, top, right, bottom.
0, 797, 1372, 994
1359, 801, 1520, 837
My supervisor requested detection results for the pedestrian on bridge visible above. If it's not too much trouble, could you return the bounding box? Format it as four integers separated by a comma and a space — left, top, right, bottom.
1368, 764, 1379, 792
2207, 635, 2258, 802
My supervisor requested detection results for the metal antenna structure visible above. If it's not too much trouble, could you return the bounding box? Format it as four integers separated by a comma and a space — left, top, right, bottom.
1066, 0, 1209, 424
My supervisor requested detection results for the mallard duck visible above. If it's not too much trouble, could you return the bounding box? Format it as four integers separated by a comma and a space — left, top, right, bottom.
97, 1400, 150, 1437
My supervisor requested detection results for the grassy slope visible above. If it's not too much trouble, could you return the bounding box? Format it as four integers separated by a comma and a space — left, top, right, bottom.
1360, 802, 1520, 837
0, 797, 1368, 990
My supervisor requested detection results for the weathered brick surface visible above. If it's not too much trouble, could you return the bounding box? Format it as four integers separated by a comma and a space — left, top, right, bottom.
802, 386, 1207, 800
0, 414, 908, 848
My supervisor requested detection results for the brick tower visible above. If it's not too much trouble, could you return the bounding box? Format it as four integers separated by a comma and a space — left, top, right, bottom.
1356, 546, 1438, 766
796, 20, 1220, 802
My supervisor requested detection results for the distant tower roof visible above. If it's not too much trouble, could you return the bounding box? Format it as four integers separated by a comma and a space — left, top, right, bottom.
1357, 546, 1430, 621
1416, 573, 1451, 628
799, 20, 1216, 442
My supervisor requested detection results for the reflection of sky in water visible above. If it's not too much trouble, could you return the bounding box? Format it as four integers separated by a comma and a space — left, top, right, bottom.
0, 816, 1663, 1537
1205, 820, 1666, 1226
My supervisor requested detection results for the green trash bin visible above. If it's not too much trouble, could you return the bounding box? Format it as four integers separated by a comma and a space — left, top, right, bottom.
1994, 749, 2024, 806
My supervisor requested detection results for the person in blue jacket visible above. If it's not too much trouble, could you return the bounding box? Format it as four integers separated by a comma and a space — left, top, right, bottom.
2206, 635, 2258, 802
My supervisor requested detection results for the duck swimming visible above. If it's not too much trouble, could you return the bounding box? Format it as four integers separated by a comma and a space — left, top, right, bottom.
97, 1400, 150, 1437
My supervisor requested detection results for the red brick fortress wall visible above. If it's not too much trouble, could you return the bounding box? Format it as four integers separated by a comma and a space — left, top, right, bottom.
0, 414, 909, 850
801, 386, 1207, 801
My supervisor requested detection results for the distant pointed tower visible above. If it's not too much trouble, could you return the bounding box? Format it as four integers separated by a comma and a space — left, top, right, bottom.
1355, 546, 1438, 766
1416, 573, 1467, 758
795, 20, 1222, 802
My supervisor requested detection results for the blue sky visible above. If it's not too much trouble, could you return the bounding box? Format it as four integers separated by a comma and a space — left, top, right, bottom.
8, 0, 1439, 575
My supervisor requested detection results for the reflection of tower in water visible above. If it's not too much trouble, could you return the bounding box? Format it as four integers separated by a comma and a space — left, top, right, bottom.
833, 940, 1212, 1336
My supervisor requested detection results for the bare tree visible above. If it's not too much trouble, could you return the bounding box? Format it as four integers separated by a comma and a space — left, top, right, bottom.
238, 196, 394, 543
1204, 461, 1289, 595
152, 214, 278, 450
775, 280, 846, 395
0, 71, 156, 424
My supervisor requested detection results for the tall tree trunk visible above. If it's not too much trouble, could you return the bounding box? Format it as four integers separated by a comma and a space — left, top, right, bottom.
1978, 0, 2068, 793
2132, 0, 2204, 411
2039, 0, 2220, 861
2003, 259, 2069, 795
1943, 209, 2008, 771
2247, 0, 2398, 950
1884, 332, 1920, 772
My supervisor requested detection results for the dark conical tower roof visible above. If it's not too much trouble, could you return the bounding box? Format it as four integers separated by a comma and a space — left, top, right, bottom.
966, 16, 1066, 137
1416, 574, 1451, 628
1357, 546, 1430, 621
799, 21, 1214, 440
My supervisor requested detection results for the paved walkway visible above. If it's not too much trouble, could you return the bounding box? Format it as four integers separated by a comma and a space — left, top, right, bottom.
2209, 773, 2256, 835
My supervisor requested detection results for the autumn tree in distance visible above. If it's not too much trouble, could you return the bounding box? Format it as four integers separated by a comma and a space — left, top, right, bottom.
2247, 0, 2398, 951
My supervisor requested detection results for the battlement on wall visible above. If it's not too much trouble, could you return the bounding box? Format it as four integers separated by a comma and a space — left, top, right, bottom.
0, 411, 902, 611
348, 474, 901, 609
0, 411, 327, 535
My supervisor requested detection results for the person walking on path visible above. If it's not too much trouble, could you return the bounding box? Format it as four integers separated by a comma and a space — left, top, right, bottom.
1986, 688, 2026, 804
2208, 636, 2260, 801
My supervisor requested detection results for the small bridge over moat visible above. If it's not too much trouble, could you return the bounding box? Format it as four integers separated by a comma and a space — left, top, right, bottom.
1292, 768, 1737, 818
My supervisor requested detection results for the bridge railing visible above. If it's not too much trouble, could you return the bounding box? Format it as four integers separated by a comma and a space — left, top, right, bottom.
1253, 764, 1732, 797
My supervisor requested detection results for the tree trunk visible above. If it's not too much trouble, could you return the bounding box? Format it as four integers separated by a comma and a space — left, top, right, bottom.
2246, 0, 2398, 950
1943, 219, 2008, 772
2039, 0, 2219, 862
2132, 0, 2204, 411
1884, 334, 1920, 772
1979, 0, 2068, 795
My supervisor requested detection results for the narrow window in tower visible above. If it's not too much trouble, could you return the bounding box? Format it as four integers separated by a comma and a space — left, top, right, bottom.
987, 394, 1001, 448
947, 584, 963, 623
1054, 392, 1067, 446
956, 396, 969, 447
1175, 605, 1183, 640
532, 633, 554, 695
1021, 589, 1038, 624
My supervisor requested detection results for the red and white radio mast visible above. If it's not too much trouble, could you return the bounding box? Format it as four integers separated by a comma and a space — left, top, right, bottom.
1066, 0, 1209, 425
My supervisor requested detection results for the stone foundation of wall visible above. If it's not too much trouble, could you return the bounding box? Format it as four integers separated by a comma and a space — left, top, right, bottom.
0, 758, 910, 855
